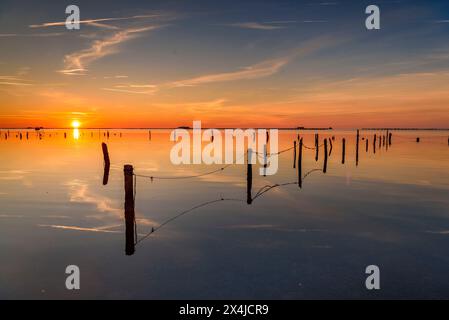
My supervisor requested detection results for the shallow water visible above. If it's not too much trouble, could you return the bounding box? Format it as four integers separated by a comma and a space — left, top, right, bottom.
0, 129, 448, 299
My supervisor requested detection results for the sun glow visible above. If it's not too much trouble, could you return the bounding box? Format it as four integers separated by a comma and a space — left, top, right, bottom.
71, 120, 81, 128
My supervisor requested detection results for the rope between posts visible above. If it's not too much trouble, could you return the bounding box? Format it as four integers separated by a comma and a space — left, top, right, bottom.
133, 146, 295, 181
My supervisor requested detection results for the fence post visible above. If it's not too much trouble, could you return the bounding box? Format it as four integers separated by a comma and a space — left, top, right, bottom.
342, 138, 346, 164
293, 141, 297, 169
323, 139, 328, 173
298, 138, 303, 188
356, 130, 360, 166
247, 149, 253, 205
124, 165, 135, 256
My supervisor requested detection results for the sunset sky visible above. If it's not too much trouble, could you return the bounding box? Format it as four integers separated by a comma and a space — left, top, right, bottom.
1, 0, 449, 128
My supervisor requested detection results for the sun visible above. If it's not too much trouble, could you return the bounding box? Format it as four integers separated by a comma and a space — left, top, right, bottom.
71, 120, 81, 128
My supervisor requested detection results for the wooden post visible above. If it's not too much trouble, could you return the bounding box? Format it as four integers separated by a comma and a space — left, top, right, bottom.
293, 141, 297, 169
263, 144, 267, 177
323, 139, 328, 173
266, 131, 270, 143
298, 138, 303, 188
149, 130, 152, 141
102, 143, 111, 185
124, 165, 135, 256
416, 137, 420, 143
102, 143, 110, 165
342, 138, 346, 164
315, 134, 319, 162
386, 130, 389, 150
247, 149, 253, 205
366, 139, 369, 152
389, 133, 392, 146
356, 130, 360, 167
328, 138, 333, 156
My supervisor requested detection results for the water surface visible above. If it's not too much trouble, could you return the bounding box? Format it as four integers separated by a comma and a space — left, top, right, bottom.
0, 129, 448, 299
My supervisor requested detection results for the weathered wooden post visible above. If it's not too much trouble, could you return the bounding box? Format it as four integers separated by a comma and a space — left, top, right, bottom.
298, 138, 303, 188
102, 143, 110, 165
366, 139, 369, 152
323, 138, 328, 173
293, 140, 297, 169
389, 133, 392, 146
266, 131, 270, 143
386, 130, 389, 150
356, 130, 360, 167
247, 148, 253, 205
328, 138, 333, 156
102, 143, 111, 186
124, 165, 136, 256
315, 134, 319, 162
342, 138, 346, 164
263, 144, 268, 177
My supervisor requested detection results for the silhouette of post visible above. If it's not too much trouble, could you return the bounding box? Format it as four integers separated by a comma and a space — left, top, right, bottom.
298, 138, 303, 188
102, 143, 111, 186
293, 141, 297, 169
247, 148, 253, 205
356, 130, 360, 166
366, 139, 369, 152
342, 138, 346, 164
149, 130, 152, 141
373, 136, 376, 154
389, 133, 392, 146
102, 142, 110, 164
386, 130, 389, 150
315, 134, 319, 162
124, 165, 136, 256
323, 139, 328, 173
328, 138, 333, 156
416, 137, 420, 143
263, 144, 267, 177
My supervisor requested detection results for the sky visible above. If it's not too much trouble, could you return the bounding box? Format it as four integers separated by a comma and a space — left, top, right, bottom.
1, 0, 449, 128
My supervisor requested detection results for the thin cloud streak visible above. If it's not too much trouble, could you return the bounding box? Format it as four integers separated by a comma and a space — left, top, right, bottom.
103, 36, 338, 94
30, 14, 162, 29
171, 57, 289, 87
228, 22, 285, 30
59, 26, 161, 76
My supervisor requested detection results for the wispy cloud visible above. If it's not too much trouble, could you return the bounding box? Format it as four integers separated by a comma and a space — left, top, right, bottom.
103, 36, 336, 94
30, 14, 162, 29
0, 32, 64, 37
227, 22, 285, 30
102, 57, 289, 94
59, 26, 161, 76
171, 57, 289, 87
38, 224, 122, 234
